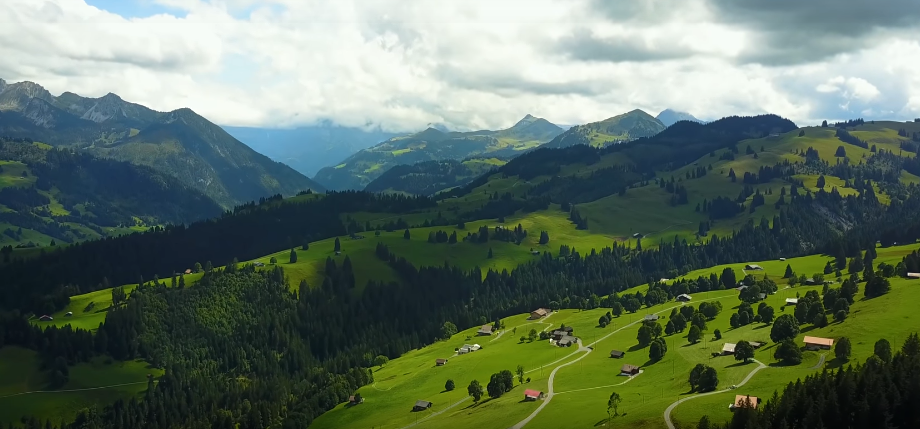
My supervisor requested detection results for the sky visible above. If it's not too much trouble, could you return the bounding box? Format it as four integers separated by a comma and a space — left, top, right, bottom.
1, 0, 919, 132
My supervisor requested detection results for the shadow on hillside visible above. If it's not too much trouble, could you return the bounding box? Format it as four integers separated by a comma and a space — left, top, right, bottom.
628, 343, 646, 352
753, 324, 770, 330
725, 360, 756, 368
800, 325, 817, 334
768, 361, 800, 368
826, 357, 850, 370
462, 398, 493, 410
681, 341, 701, 348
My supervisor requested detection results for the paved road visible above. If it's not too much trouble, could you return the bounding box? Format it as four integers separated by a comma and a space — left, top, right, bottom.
809, 353, 827, 370
662, 359, 767, 429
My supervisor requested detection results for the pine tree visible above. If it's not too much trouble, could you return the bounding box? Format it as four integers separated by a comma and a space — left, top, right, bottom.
289, 248, 297, 263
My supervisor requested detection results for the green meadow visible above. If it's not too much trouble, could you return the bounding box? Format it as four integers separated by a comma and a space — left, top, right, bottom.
0, 347, 162, 424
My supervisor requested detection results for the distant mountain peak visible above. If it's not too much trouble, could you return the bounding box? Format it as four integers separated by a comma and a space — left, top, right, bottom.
656, 109, 702, 126
512, 114, 541, 128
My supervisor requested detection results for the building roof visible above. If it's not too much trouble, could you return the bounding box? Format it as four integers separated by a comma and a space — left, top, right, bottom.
610, 350, 625, 357
722, 343, 737, 353
478, 325, 493, 333
750, 341, 764, 348
734, 395, 759, 409
643, 314, 659, 321
785, 298, 798, 304
677, 294, 692, 300
620, 364, 640, 373
523, 389, 543, 398
561, 326, 574, 332
436, 358, 447, 364
745, 264, 763, 269
414, 400, 432, 408
803, 336, 834, 347
532, 308, 548, 316
908, 272, 920, 278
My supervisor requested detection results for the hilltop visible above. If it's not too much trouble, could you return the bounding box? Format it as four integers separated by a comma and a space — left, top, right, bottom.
657, 108, 703, 126
363, 158, 506, 196
541, 109, 666, 149
0, 137, 223, 248
0, 79, 324, 207
312, 115, 563, 190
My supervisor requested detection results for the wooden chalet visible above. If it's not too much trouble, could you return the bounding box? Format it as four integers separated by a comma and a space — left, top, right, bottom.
731, 395, 760, 410
557, 336, 577, 347
804, 336, 834, 350
620, 364, 640, 376
745, 264, 764, 271
722, 343, 736, 355
413, 400, 432, 412
676, 294, 692, 302
530, 308, 549, 319
523, 389, 545, 401
477, 325, 493, 336
785, 298, 798, 306
609, 350, 625, 359
348, 395, 364, 405
435, 358, 448, 366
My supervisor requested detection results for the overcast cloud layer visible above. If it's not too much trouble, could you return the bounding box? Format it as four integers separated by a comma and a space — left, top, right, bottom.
1, 0, 918, 132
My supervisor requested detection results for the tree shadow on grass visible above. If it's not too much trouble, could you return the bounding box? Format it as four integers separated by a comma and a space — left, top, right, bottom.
801, 325, 817, 334
753, 324, 770, 330
725, 360, 755, 368
627, 343, 647, 352
681, 341, 701, 348
826, 357, 850, 370
768, 361, 801, 368
462, 398, 492, 410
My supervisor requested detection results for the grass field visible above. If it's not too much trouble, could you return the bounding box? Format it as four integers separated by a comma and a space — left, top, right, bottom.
0, 347, 162, 424
311, 242, 920, 429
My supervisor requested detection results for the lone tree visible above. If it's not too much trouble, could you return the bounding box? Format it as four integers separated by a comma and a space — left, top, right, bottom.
687, 325, 702, 344
516, 365, 525, 384
774, 339, 803, 365
734, 340, 755, 363
403, 229, 411, 240
539, 231, 550, 245
607, 391, 622, 420
334, 237, 341, 252
445, 379, 455, 391
875, 339, 893, 363
817, 175, 826, 189
374, 355, 389, 368
440, 321, 458, 340
269, 256, 277, 264
468, 380, 483, 402
770, 314, 800, 343
835, 146, 847, 157
835, 337, 852, 362
289, 248, 297, 263
783, 264, 794, 278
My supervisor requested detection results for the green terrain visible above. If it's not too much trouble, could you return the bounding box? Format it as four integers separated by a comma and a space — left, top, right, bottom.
313, 115, 563, 191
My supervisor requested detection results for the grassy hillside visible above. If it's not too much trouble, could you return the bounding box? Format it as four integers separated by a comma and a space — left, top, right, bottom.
542, 109, 667, 149
313, 115, 562, 191
0, 138, 223, 248
310, 242, 920, 429
0, 347, 162, 425
364, 158, 507, 196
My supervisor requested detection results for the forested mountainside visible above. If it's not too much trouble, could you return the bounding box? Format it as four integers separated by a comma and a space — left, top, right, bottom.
0, 79, 324, 207
363, 158, 505, 195
0, 137, 223, 247
313, 115, 562, 190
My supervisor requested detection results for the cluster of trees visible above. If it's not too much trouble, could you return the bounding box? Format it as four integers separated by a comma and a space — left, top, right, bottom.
688, 363, 719, 392
427, 230, 458, 244
835, 128, 869, 149
568, 207, 589, 230
708, 333, 920, 429
729, 302, 774, 328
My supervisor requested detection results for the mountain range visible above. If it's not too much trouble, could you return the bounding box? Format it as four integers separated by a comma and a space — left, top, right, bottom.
0, 78, 324, 207
312, 114, 564, 190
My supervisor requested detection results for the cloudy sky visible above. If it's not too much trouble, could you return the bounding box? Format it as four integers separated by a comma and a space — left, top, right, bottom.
2, 0, 919, 132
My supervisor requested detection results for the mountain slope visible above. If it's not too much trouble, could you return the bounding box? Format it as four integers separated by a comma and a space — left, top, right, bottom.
222, 124, 399, 177
541, 109, 666, 149
0, 137, 223, 247
313, 115, 563, 190
656, 108, 703, 126
0, 79, 324, 207
363, 158, 505, 195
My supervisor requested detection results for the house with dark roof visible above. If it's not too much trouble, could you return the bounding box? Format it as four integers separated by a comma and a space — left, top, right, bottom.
745, 264, 764, 271
477, 325, 493, 336
413, 400, 433, 411
609, 350, 625, 359
557, 336, 577, 347
38, 315, 53, 321
676, 294, 692, 302
524, 389, 545, 401
620, 364, 640, 376
435, 358, 448, 366
348, 395, 364, 405
530, 308, 549, 319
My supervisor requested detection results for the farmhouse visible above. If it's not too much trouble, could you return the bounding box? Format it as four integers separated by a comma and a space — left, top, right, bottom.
804, 336, 834, 350
413, 400, 433, 412
660, 278, 671, 283
471, 344, 481, 351
908, 272, 920, 279
523, 389, 545, 401
435, 358, 448, 366
609, 350, 625, 359
745, 264, 764, 271
785, 298, 799, 306
620, 364, 640, 376
458, 344, 472, 354
38, 315, 52, 321
643, 314, 659, 322
730, 395, 760, 410
722, 343, 736, 355
779, 258, 786, 261
750, 341, 765, 349
676, 294, 692, 302
557, 336, 577, 347
477, 325, 493, 336
64, 311, 73, 317
348, 395, 364, 405
804, 278, 818, 285
530, 308, 549, 319
531, 250, 540, 255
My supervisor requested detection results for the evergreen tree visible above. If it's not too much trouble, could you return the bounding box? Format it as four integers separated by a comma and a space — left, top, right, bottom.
403, 229, 411, 240
835, 337, 851, 361
445, 379, 455, 391
333, 238, 340, 252
289, 248, 297, 263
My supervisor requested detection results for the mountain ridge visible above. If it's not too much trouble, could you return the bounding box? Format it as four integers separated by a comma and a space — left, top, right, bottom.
657, 108, 703, 126
541, 109, 667, 149
0, 79, 324, 207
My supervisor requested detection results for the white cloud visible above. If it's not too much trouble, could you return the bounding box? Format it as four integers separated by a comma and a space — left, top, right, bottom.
0, 0, 918, 132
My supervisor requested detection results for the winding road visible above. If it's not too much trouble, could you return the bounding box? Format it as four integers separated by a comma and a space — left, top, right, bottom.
0, 380, 153, 400
662, 359, 767, 429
